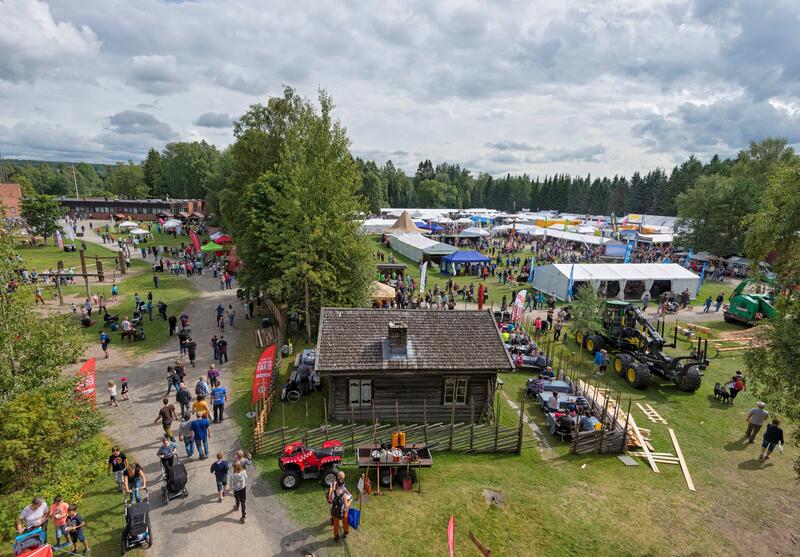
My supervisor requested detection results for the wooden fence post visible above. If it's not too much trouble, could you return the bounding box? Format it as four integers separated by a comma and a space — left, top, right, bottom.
304, 400, 309, 440
516, 399, 525, 454
448, 401, 456, 451
469, 397, 475, 451
281, 403, 286, 447
350, 406, 356, 460
597, 394, 611, 454
621, 398, 632, 453
323, 397, 329, 438
423, 399, 428, 445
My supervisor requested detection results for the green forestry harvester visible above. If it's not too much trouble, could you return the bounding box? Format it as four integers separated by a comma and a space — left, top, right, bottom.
575, 300, 709, 392
723, 279, 777, 326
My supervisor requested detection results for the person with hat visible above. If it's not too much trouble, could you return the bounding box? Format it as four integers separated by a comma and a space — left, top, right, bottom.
745, 402, 769, 443
328, 471, 351, 542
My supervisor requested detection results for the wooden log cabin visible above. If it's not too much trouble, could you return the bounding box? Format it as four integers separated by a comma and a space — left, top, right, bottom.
316, 308, 514, 423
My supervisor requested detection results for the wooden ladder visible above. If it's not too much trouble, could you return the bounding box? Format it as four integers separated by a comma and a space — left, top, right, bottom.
636, 402, 668, 425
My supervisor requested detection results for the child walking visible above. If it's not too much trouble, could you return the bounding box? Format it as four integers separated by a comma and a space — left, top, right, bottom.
108, 380, 118, 407
121, 377, 130, 401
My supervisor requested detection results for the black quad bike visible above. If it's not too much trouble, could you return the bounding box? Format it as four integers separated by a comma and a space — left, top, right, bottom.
575, 300, 708, 392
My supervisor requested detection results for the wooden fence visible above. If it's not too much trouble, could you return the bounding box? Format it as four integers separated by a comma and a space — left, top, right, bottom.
254, 399, 535, 456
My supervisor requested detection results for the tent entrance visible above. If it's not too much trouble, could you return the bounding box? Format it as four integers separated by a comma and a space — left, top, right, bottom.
600, 280, 621, 299
623, 280, 646, 300
650, 280, 672, 298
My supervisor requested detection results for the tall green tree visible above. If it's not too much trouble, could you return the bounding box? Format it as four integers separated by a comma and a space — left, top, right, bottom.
109, 162, 148, 199
156, 141, 219, 199
20, 195, 62, 244
236, 90, 372, 339
142, 148, 163, 194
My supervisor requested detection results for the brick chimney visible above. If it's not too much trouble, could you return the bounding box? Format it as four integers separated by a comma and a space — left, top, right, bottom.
387, 322, 408, 356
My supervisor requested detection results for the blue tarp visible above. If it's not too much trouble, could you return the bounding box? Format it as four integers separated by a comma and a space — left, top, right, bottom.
441, 250, 491, 271
469, 215, 493, 224
414, 221, 444, 232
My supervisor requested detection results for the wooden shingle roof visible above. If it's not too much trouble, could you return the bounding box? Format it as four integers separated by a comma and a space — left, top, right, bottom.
316, 308, 514, 373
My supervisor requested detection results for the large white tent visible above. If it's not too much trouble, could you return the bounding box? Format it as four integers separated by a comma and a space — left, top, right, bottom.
458, 226, 490, 238
388, 233, 457, 262
531, 263, 701, 301
361, 218, 397, 234
543, 228, 621, 246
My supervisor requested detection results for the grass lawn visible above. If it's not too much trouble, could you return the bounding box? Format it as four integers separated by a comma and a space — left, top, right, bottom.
14, 241, 131, 272
369, 236, 518, 306
695, 280, 736, 304
73, 271, 198, 357
230, 313, 797, 556
112, 230, 205, 249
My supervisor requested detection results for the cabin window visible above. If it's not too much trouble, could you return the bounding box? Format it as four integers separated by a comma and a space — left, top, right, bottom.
348, 379, 372, 407
444, 377, 468, 405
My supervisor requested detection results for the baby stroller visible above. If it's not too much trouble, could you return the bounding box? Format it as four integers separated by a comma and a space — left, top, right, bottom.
161, 459, 189, 504
130, 317, 146, 342
121, 489, 152, 553
13, 527, 46, 555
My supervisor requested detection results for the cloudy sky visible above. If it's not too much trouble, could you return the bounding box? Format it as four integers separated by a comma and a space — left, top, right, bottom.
1, 0, 799, 177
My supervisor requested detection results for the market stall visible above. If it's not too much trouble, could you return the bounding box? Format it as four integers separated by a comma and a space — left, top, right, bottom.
384, 211, 425, 234
457, 226, 490, 238
531, 263, 701, 301
388, 233, 456, 263
369, 281, 396, 304
440, 250, 490, 275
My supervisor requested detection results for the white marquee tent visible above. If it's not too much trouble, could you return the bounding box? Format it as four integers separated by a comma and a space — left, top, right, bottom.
458, 226, 490, 238
388, 233, 457, 262
117, 221, 139, 229
531, 263, 701, 301
361, 218, 397, 234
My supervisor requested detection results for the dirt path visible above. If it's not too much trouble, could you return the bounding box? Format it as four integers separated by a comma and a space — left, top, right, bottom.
66, 223, 334, 556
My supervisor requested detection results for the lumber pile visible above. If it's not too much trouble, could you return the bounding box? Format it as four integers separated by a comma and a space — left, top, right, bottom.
576, 380, 653, 451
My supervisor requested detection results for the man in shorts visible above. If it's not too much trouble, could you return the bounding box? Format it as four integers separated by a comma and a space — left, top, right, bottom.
48, 495, 70, 548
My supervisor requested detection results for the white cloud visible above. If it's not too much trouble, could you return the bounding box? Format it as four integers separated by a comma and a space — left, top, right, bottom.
0, 0, 99, 83
128, 54, 188, 95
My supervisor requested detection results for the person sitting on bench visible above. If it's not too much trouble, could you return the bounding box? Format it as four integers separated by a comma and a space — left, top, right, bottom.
120, 316, 134, 342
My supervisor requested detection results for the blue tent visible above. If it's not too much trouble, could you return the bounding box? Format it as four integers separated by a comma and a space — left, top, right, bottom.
469, 215, 493, 224
415, 221, 444, 232
440, 250, 491, 274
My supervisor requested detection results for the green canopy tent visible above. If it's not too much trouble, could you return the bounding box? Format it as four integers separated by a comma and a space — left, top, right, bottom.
201, 241, 226, 253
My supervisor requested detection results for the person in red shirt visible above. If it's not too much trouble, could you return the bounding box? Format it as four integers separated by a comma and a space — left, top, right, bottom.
48, 495, 70, 548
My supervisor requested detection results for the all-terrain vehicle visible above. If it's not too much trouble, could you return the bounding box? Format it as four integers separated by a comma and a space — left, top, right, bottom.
576, 300, 708, 392
278, 439, 344, 490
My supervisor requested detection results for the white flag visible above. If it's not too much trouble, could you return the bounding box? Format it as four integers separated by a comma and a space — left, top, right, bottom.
419, 261, 428, 293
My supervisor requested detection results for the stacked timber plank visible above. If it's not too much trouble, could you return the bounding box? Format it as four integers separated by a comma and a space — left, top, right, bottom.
575, 380, 653, 451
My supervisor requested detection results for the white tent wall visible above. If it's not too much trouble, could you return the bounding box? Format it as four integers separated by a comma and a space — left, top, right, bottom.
361, 218, 397, 234
531, 263, 701, 301
388, 233, 456, 262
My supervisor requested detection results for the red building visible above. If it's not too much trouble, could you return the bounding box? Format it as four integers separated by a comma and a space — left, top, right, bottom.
0, 183, 22, 219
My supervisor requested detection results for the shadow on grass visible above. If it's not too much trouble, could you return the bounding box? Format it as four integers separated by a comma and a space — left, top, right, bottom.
276, 519, 345, 557
738, 459, 773, 471
723, 438, 750, 452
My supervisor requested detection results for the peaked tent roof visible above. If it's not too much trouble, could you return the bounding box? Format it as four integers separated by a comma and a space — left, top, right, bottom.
442, 250, 491, 264
384, 210, 424, 234
201, 241, 225, 252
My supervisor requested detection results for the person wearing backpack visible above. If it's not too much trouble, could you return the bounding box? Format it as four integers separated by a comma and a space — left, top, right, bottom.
328, 471, 352, 542
728, 371, 746, 403
176, 382, 192, 420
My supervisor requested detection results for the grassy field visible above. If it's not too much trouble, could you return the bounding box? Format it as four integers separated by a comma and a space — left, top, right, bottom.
70, 270, 198, 357
112, 230, 204, 249
14, 241, 133, 271
230, 314, 797, 556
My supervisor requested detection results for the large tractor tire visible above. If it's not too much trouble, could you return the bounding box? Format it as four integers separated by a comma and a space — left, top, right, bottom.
613, 353, 633, 377
585, 335, 604, 355
575, 331, 586, 348
675, 365, 702, 392
625, 363, 651, 389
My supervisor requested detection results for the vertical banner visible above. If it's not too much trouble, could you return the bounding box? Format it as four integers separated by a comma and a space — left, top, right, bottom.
700, 261, 708, 284
447, 515, 455, 557
54, 230, 64, 250
567, 264, 575, 301
75, 357, 97, 405
623, 241, 634, 263
527, 255, 536, 284
511, 289, 527, 323
419, 261, 428, 293
251, 344, 276, 405
188, 230, 202, 253
684, 249, 693, 268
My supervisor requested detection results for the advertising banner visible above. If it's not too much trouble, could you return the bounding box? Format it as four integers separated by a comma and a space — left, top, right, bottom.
251, 345, 276, 405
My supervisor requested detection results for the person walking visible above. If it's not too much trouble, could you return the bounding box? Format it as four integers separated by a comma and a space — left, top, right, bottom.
107, 446, 128, 491
231, 461, 248, 523
641, 291, 651, 312
210, 452, 229, 503
48, 495, 70, 548
178, 329, 188, 355
217, 336, 228, 364
176, 382, 192, 420
65, 504, 90, 555
190, 414, 211, 459
186, 337, 197, 367
227, 304, 236, 327
207, 363, 220, 388
758, 419, 784, 461
99, 331, 110, 359
156, 437, 178, 478
745, 402, 769, 443
178, 416, 194, 458
553, 319, 563, 341
211, 381, 227, 423
703, 295, 712, 313
107, 380, 119, 407
154, 398, 178, 441
122, 463, 146, 503
210, 335, 219, 361
715, 291, 725, 312
153, 274, 159, 288
168, 315, 177, 337
328, 471, 351, 542
166, 367, 179, 395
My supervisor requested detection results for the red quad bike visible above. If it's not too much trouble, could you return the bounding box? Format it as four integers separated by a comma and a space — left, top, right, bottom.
278, 439, 344, 490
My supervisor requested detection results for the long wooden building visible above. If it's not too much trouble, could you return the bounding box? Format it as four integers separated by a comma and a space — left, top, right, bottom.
315, 308, 514, 424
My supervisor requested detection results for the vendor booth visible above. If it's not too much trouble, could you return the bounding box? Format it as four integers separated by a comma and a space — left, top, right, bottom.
384, 211, 425, 234
369, 281, 396, 305
361, 218, 397, 234
440, 250, 490, 275
531, 263, 700, 301
388, 233, 457, 263
415, 221, 445, 233
457, 226, 490, 238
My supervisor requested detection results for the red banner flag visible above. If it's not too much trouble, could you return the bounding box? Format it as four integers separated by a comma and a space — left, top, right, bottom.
251, 345, 276, 404
188, 230, 201, 253
75, 358, 97, 405
447, 515, 455, 557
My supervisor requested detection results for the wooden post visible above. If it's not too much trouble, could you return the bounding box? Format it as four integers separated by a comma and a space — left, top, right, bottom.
395, 399, 400, 432
469, 531, 492, 557
55, 279, 64, 306
516, 399, 525, 454
95, 256, 104, 282
304, 400, 309, 440
118, 251, 126, 274
597, 394, 611, 454
494, 398, 501, 451
281, 403, 286, 447
448, 400, 456, 450
469, 397, 475, 451
79, 249, 90, 297
423, 399, 428, 445
323, 397, 329, 438
350, 405, 356, 459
